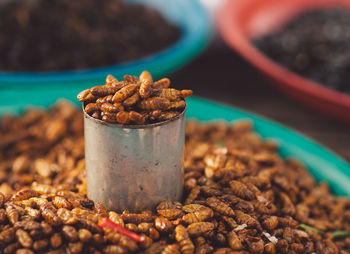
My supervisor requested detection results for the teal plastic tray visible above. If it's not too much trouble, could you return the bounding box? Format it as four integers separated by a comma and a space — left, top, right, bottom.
0, 0, 211, 85
1, 96, 349, 196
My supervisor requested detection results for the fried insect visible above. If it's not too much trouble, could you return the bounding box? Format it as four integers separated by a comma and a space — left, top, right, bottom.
50, 233, 62, 248
182, 207, 214, 224
40, 202, 62, 226
155, 217, 173, 232
156, 201, 182, 210
229, 180, 255, 200
234, 210, 258, 228
139, 97, 170, 111
124, 75, 139, 83
112, 83, 138, 103
57, 208, 78, 224
84, 103, 101, 114
72, 207, 101, 223
175, 225, 195, 254
161, 244, 180, 254
77, 89, 96, 103
116, 111, 130, 124
108, 211, 124, 227
157, 209, 183, 220
96, 94, 113, 104
78, 229, 92, 243
139, 70, 153, 83
153, 78, 170, 90
5, 203, 20, 225
16, 229, 33, 248
157, 88, 192, 100
102, 112, 118, 123
139, 79, 153, 99
62, 225, 78, 242
129, 111, 146, 124
187, 222, 215, 236
228, 230, 243, 250
206, 197, 235, 217
100, 102, 124, 113
90, 85, 121, 97
31, 183, 56, 195
168, 100, 186, 111
105, 75, 118, 86
52, 196, 72, 210
11, 189, 38, 202
123, 92, 141, 107
158, 111, 180, 121
121, 212, 154, 224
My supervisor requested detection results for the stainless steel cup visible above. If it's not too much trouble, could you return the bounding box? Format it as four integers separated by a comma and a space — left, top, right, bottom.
83, 108, 185, 212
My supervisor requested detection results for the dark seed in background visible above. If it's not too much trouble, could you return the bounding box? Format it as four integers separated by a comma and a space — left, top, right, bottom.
254, 8, 350, 94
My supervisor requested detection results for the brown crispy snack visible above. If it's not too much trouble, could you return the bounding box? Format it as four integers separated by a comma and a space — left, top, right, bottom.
77, 71, 192, 124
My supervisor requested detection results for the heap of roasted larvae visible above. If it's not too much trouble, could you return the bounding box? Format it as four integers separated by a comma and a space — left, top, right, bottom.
77, 71, 192, 124
1, 103, 350, 253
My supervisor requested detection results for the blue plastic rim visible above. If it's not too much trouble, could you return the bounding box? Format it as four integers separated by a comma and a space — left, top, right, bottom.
1, 95, 349, 196
0, 0, 212, 85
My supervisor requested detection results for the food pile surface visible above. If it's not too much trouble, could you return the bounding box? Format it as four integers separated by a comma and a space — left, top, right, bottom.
78, 71, 192, 125
254, 8, 350, 94
0, 0, 180, 72
0, 102, 350, 253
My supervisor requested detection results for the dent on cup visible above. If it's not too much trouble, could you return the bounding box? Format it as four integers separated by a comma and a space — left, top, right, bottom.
83, 106, 185, 212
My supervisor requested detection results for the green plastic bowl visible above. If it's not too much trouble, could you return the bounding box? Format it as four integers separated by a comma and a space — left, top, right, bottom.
1, 95, 349, 196
0, 0, 212, 86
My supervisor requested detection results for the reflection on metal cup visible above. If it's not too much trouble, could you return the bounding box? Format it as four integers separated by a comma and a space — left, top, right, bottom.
84, 107, 185, 212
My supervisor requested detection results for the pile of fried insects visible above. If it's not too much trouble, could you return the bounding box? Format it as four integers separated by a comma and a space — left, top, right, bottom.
77, 71, 192, 125
0, 102, 350, 254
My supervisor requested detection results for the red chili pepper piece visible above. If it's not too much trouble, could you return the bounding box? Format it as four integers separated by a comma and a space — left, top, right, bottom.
98, 217, 144, 242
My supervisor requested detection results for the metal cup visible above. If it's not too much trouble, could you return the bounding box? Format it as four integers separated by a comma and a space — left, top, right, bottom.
83, 108, 185, 212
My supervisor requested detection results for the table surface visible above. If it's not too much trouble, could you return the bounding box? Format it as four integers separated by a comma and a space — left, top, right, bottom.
172, 38, 350, 162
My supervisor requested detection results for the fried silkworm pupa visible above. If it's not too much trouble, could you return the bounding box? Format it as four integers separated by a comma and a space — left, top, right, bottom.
96, 94, 113, 104
175, 225, 195, 254
121, 212, 154, 224
161, 244, 180, 254
157, 209, 183, 220
91, 111, 102, 120
139, 70, 153, 83
187, 222, 215, 236
85, 103, 101, 114
112, 84, 138, 103
153, 78, 170, 90
77, 89, 96, 103
102, 112, 118, 123
100, 102, 124, 113
105, 74, 118, 86
206, 197, 235, 217
129, 111, 146, 124
123, 92, 141, 107
168, 100, 186, 111
116, 111, 130, 124
40, 203, 62, 226
90, 85, 121, 97
139, 97, 170, 111
16, 229, 33, 248
139, 79, 153, 99
229, 180, 255, 200
11, 189, 38, 202
124, 74, 139, 83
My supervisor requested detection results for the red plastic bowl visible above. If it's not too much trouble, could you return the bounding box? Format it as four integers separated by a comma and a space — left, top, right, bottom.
218, 0, 350, 124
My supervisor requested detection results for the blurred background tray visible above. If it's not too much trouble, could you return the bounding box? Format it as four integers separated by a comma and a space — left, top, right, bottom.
0, 0, 212, 85
218, 0, 350, 125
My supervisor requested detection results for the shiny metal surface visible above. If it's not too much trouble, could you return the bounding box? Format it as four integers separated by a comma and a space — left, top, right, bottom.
84, 109, 185, 212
